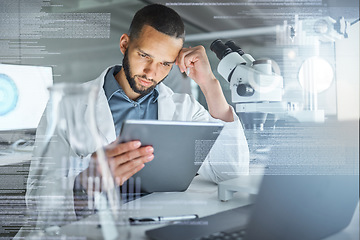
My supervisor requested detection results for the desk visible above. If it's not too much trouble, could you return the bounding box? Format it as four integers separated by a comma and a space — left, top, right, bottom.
59, 175, 254, 239
0, 152, 32, 166
0, 142, 33, 166
58, 175, 359, 240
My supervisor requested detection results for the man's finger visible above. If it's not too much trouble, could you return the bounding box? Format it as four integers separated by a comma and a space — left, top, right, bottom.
177, 47, 202, 73
109, 146, 153, 167
113, 155, 154, 185
105, 140, 141, 157
115, 163, 145, 186
177, 47, 192, 72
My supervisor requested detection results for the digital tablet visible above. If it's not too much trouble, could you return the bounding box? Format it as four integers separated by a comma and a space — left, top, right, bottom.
118, 120, 224, 193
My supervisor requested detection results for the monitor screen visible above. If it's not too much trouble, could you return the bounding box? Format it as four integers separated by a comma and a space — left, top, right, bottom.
0, 64, 53, 131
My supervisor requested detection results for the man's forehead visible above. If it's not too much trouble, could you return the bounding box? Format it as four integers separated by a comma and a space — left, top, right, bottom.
137, 24, 184, 40
136, 25, 183, 45
131, 25, 183, 61
137, 47, 178, 63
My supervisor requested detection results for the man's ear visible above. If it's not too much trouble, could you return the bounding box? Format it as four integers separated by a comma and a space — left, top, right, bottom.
119, 34, 130, 54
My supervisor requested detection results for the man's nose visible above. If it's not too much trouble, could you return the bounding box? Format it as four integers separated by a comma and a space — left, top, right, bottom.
143, 61, 157, 79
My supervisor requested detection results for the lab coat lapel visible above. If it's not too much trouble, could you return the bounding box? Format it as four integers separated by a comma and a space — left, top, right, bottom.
83, 70, 117, 146
157, 83, 176, 120
94, 89, 117, 143
82, 88, 116, 147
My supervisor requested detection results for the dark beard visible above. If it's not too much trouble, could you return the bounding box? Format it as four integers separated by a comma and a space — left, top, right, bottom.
122, 49, 167, 97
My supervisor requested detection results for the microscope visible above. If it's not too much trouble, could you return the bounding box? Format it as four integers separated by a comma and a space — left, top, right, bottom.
209, 16, 356, 129
210, 39, 285, 129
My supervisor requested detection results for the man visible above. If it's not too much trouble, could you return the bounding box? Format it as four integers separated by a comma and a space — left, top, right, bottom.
24, 3, 249, 232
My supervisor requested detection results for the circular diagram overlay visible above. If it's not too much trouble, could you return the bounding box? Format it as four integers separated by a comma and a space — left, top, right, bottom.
0, 74, 19, 116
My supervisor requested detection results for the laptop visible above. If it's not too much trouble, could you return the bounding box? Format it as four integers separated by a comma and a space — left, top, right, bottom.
146, 174, 359, 240
118, 120, 224, 193
146, 120, 359, 240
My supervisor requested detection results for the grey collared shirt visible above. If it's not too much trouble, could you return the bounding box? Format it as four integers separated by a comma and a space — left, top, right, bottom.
103, 65, 158, 136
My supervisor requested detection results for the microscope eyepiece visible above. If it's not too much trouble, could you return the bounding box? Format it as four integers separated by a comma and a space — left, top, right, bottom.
210, 39, 232, 60
225, 40, 245, 56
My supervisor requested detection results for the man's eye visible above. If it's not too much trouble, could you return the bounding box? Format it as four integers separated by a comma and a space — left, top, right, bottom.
139, 53, 148, 58
162, 62, 171, 67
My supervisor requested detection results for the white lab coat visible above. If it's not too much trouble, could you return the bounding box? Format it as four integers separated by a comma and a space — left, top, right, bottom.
20, 66, 249, 236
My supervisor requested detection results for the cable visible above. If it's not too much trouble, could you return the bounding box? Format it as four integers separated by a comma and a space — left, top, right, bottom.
350, 18, 360, 26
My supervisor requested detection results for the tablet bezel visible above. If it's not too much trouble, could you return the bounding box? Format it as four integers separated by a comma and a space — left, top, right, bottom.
118, 119, 224, 193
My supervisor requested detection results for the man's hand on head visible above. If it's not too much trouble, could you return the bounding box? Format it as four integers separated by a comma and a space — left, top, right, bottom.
176, 45, 217, 88
175, 45, 234, 123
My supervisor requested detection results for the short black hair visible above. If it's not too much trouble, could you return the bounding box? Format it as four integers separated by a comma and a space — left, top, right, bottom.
129, 4, 185, 41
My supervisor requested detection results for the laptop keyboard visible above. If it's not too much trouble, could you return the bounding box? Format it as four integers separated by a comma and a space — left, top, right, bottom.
195, 229, 247, 240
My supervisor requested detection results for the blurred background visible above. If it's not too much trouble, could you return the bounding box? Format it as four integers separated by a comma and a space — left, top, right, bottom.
0, 0, 358, 122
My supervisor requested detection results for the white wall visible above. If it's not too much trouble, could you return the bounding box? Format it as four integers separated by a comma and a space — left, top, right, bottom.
335, 22, 360, 120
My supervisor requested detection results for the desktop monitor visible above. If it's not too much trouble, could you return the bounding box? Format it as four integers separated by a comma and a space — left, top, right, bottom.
0, 64, 53, 132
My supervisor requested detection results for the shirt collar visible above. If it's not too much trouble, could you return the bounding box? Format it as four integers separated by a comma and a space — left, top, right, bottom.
103, 65, 122, 101
152, 85, 159, 103
103, 65, 159, 103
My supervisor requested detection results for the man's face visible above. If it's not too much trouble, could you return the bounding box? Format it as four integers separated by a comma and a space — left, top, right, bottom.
121, 25, 183, 96
123, 48, 158, 96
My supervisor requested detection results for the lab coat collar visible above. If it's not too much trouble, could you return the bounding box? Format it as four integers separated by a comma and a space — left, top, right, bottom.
85, 65, 178, 144
98, 66, 177, 121
157, 83, 176, 120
